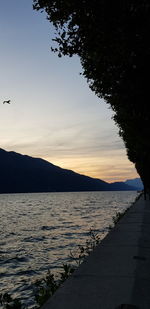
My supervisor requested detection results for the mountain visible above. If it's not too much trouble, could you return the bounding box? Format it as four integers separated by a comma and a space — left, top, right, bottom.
0, 148, 137, 193
109, 181, 137, 191
125, 178, 143, 190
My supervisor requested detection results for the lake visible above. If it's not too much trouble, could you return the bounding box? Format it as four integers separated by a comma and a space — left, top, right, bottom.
0, 191, 138, 307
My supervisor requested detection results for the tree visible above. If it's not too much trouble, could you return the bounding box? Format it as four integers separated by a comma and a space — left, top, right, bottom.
33, 0, 150, 193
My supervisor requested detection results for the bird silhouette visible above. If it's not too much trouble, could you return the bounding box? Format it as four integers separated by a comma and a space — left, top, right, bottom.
3, 100, 11, 104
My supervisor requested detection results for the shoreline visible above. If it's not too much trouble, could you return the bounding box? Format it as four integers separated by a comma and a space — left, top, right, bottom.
41, 193, 150, 309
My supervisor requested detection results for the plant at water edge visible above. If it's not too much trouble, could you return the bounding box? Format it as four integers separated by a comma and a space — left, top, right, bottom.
112, 206, 130, 226
0, 293, 23, 309
34, 270, 59, 307
60, 263, 75, 283
34, 264, 75, 308
112, 211, 124, 225
69, 229, 101, 266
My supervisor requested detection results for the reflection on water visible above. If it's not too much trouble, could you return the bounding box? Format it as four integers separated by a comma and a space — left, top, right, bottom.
0, 191, 137, 307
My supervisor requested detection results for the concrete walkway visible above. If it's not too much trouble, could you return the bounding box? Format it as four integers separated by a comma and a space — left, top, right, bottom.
42, 194, 150, 309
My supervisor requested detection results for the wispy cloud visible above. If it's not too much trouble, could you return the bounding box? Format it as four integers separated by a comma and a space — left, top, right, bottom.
0, 121, 138, 182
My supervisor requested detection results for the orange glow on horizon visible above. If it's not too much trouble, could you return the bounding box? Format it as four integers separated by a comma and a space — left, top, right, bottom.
44, 155, 139, 183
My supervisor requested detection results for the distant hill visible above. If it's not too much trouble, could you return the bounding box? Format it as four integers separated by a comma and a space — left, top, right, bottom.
0, 148, 137, 193
125, 178, 143, 190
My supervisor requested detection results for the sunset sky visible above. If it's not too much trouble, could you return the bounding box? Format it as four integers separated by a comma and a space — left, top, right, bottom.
0, 0, 138, 182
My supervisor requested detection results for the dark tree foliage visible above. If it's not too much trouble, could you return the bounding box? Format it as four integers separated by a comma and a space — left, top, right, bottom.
33, 0, 150, 193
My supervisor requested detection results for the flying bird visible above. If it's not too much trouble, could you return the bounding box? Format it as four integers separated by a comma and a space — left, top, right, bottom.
3, 100, 11, 104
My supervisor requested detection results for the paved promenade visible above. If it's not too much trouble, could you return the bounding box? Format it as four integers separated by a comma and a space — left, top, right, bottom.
42, 194, 150, 309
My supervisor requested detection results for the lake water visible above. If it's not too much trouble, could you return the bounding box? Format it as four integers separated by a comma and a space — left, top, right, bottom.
0, 191, 138, 307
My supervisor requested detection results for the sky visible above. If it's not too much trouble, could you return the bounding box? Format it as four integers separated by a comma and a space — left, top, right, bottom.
0, 0, 138, 182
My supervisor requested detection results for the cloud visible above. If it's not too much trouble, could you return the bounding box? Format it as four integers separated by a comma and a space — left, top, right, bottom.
1, 126, 137, 182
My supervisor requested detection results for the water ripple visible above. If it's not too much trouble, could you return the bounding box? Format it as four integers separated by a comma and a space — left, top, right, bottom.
0, 191, 137, 308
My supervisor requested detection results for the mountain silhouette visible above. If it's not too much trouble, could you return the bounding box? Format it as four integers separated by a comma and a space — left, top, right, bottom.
0, 148, 137, 193
125, 178, 143, 190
